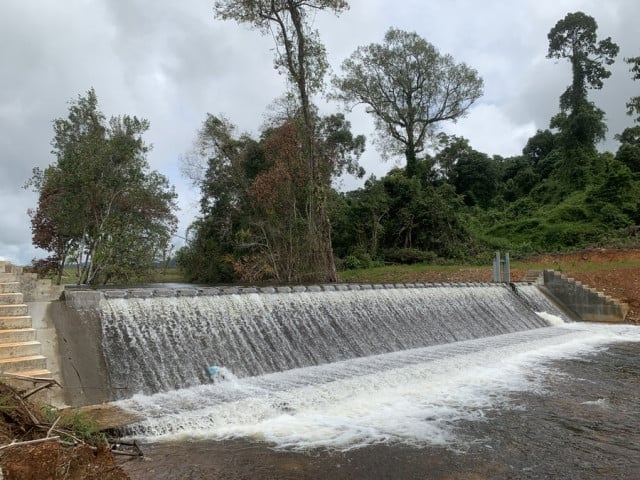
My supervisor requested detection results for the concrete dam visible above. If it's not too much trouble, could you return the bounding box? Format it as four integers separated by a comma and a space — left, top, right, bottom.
6, 263, 637, 450
48, 273, 626, 406
60, 283, 557, 402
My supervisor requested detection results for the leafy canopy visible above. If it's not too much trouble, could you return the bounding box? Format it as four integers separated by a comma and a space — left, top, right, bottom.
27, 89, 177, 284
333, 28, 483, 177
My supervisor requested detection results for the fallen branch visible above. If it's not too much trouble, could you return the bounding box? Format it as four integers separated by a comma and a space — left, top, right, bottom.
0, 372, 60, 386
47, 416, 62, 437
0, 436, 60, 451
0, 373, 62, 400
24, 382, 60, 400
110, 439, 144, 457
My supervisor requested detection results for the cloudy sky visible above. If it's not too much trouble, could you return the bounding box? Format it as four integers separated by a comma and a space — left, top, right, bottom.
1, 0, 638, 265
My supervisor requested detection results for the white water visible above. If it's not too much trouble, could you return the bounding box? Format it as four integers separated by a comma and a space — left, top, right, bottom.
99, 284, 551, 396
117, 322, 640, 451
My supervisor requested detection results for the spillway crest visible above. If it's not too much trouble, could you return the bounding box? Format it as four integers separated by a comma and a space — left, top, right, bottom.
97, 284, 554, 397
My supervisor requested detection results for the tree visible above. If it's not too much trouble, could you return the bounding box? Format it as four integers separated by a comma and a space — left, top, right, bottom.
178, 111, 364, 283
615, 126, 640, 173
547, 12, 619, 149
448, 149, 501, 209
26, 89, 178, 285
214, 0, 349, 282
625, 56, 640, 122
333, 28, 483, 177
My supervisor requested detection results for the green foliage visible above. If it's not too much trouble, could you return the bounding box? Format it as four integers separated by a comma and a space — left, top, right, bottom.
181, 10, 638, 282
382, 248, 437, 265
180, 112, 366, 283
214, 0, 353, 283
624, 56, 640, 122
26, 89, 177, 285
41, 405, 101, 444
333, 28, 483, 177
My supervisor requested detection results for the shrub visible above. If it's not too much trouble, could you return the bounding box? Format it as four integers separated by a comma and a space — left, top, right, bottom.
382, 248, 437, 265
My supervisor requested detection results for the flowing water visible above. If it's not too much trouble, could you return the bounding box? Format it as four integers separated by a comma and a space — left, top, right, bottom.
99, 284, 640, 478
99, 284, 549, 396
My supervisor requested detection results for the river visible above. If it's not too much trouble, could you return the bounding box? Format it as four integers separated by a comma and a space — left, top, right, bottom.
117, 323, 640, 479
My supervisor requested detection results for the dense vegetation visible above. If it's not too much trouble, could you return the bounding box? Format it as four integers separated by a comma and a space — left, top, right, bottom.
27, 8, 640, 286
175, 9, 640, 284
26, 89, 178, 285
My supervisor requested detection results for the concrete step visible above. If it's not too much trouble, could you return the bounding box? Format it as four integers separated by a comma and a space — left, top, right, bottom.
522, 270, 543, 283
0, 282, 20, 294
0, 328, 36, 343
0, 292, 23, 305
0, 304, 28, 317
0, 273, 19, 282
0, 341, 41, 360
0, 316, 33, 329
0, 355, 47, 373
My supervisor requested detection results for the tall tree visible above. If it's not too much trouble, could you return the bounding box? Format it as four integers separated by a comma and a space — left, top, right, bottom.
332, 28, 483, 178
27, 89, 178, 284
214, 0, 349, 282
178, 112, 363, 283
625, 56, 640, 122
547, 12, 619, 149
615, 57, 640, 173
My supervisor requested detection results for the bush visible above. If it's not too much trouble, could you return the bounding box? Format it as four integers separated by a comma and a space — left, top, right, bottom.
382, 248, 437, 265
343, 255, 363, 270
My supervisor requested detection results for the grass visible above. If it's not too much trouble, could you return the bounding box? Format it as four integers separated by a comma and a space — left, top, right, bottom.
338, 252, 640, 284
40, 251, 640, 286
338, 263, 476, 283
52, 267, 188, 286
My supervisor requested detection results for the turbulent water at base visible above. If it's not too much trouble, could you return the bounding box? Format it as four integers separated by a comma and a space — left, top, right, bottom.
106, 284, 640, 477
117, 322, 640, 453
99, 284, 551, 396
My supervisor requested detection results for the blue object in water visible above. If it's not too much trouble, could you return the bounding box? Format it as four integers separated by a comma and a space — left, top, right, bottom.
208, 366, 219, 379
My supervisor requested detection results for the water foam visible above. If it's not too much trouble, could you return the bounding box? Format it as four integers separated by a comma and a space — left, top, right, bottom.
99, 285, 549, 396
117, 323, 640, 450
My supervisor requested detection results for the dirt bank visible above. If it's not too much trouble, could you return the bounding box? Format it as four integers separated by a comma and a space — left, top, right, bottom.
349, 248, 640, 324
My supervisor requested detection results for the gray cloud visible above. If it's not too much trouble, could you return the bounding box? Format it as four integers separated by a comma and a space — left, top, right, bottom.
1, 0, 638, 264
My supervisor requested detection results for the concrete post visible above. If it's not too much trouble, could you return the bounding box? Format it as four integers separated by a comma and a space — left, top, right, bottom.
504, 252, 510, 284
492, 251, 501, 283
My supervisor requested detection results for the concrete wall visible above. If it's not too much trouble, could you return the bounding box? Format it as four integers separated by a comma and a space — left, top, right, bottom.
25, 285, 110, 407
543, 270, 629, 322
50, 295, 113, 407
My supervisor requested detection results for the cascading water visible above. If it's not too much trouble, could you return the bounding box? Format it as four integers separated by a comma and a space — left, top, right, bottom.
98, 284, 550, 397
104, 282, 640, 455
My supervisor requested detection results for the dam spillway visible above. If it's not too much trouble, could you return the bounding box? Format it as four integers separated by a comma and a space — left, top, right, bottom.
91, 283, 557, 398
56, 281, 640, 455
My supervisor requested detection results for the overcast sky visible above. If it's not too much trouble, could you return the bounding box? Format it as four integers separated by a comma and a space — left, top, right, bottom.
1, 0, 638, 265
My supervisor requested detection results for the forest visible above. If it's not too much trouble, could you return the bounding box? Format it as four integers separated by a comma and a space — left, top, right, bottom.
28, 4, 640, 285
176, 6, 640, 284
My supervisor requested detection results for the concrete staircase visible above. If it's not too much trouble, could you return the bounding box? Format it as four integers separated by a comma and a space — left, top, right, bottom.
0, 261, 51, 379
521, 270, 544, 283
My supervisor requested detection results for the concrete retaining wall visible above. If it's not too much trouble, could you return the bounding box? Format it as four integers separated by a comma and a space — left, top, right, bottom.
49, 299, 112, 407
543, 270, 629, 322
